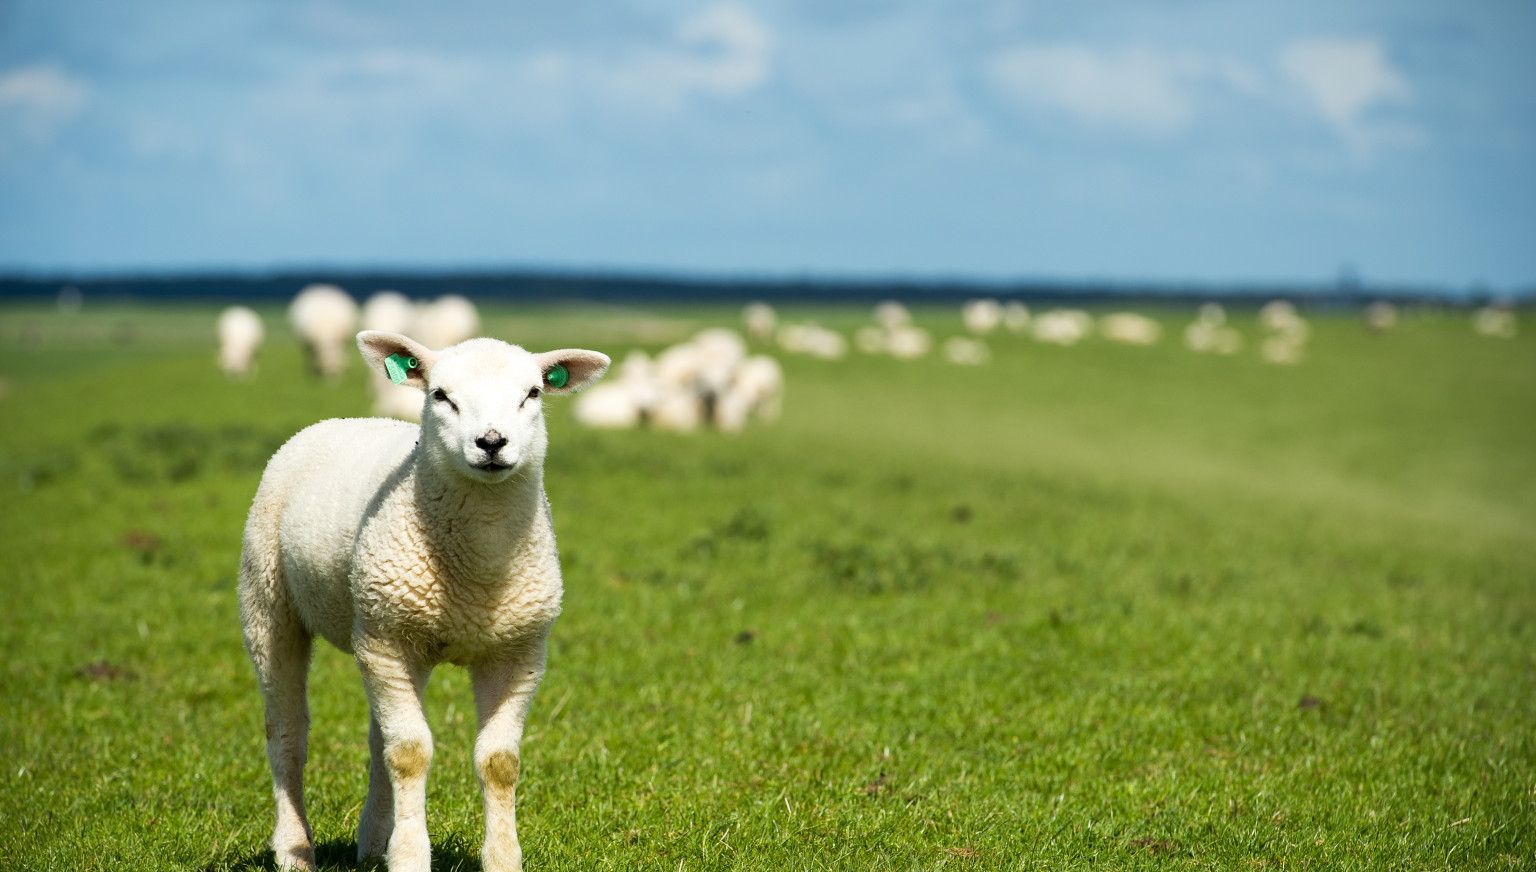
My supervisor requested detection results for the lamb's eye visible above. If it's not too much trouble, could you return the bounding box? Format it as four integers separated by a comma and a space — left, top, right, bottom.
431, 389, 456, 410
527, 387, 541, 400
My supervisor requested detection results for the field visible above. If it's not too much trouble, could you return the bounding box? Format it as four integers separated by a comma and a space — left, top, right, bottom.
0, 301, 1532, 870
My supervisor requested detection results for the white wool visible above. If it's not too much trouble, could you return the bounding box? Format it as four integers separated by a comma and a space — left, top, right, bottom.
873, 300, 912, 330
742, 302, 777, 342
415, 295, 481, 350
239, 331, 608, 871
776, 323, 846, 359
1472, 306, 1517, 338
289, 284, 359, 379
943, 336, 990, 365
1185, 321, 1244, 354
1258, 300, 1301, 332
572, 382, 645, 429
1197, 303, 1227, 326
362, 290, 415, 335
885, 325, 932, 359
961, 298, 1002, 335
730, 355, 784, 422
1002, 301, 1031, 333
1032, 309, 1092, 346
650, 384, 705, 432
217, 306, 265, 378
1099, 312, 1162, 346
693, 328, 749, 392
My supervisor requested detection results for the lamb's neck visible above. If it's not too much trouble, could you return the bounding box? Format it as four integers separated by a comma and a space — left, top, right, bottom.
411, 458, 551, 581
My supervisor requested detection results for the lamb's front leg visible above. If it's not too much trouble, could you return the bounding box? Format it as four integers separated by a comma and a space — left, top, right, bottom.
356, 635, 434, 872
471, 644, 547, 872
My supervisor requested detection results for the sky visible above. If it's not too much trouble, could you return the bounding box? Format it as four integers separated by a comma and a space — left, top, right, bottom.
1, 1, 1533, 289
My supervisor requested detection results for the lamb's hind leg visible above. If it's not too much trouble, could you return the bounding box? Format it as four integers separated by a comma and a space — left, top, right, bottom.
240, 559, 315, 871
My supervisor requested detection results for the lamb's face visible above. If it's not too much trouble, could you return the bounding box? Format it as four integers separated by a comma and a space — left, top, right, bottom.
420, 340, 550, 484
357, 332, 610, 485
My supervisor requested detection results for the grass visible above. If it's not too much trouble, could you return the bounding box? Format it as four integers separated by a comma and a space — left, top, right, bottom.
0, 301, 1532, 870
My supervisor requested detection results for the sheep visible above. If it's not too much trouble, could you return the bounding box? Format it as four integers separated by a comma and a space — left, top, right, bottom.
239, 330, 609, 872
742, 302, 777, 342
414, 295, 481, 350
873, 300, 912, 330
289, 284, 359, 379
217, 306, 266, 379
724, 354, 784, 424
885, 325, 932, 359
1032, 309, 1092, 346
362, 291, 416, 335
961, 298, 1002, 335
854, 325, 887, 355
1472, 305, 1517, 338
776, 323, 847, 360
572, 351, 660, 430
943, 336, 990, 365
1184, 303, 1243, 355
1002, 301, 1031, 333
1098, 312, 1162, 346
1261, 335, 1305, 365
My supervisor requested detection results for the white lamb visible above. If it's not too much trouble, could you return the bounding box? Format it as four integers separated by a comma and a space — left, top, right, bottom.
414, 295, 482, 350
961, 298, 1002, 335
218, 306, 266, 379
873, 300, 912, 330
239, 331, 609, 872
1032, 309, 1092, 346
721, 354, 784, 429
289, 284, 359, 379
943, 336, 990, 365
885, 325, 932, 359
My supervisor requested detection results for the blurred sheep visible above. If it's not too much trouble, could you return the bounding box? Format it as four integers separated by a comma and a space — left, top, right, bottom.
1472, 305, 1517, 338
884, 325, 932, 359
961, 299, 1002, 335
776, 323, 847, 359
873, 300, 912, 330
362, 290, 415, 334
1032, 309, 1092, 346
943, 336, 990, 366
1261, 335, 1306, 365
1099, 312, 1162, 346
414, 295, 481, 349
573, 332, 784, 434
1002, 301, 1031, 333
742, 302, 777, 342
1185, 303, 1243, 355
217, 306, 265, 379
289, 284, 359, 379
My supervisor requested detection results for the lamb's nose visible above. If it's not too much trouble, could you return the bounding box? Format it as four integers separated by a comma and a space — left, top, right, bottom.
475, 430, 508, 454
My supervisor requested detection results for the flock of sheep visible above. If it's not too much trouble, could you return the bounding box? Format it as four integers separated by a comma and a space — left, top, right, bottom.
215, 286, 1523, 433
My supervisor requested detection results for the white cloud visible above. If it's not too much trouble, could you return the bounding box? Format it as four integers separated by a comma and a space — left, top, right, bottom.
1279, 37, 1414, 149
0, 65, 89, 143
986, 45, 1257, 136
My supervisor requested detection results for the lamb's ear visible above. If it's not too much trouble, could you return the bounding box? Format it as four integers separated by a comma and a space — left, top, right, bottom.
535, 348, 610, 395
357, 331, 437, 390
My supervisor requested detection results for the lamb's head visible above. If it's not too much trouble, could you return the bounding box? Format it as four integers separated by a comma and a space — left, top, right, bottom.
359, 331, 609, 483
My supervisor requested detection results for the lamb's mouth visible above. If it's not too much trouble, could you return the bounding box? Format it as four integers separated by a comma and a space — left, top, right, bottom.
475, 460, 514, 472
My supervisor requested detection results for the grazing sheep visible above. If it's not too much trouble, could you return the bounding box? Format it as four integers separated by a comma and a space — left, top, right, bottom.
884, 325, 932, 359
943, 336, 990, 365
873, 300, 912, 330
1261, 335, 1306, 365
742, 302, 777, 342
414, 295, 481, 350
362, 291, 416, 335
572, 351, 660, 430
239, 331, 609, 872
1258, 300, 1302, 333
1185, 304, 1243, 355
1032, 309, 1092, 346
1002, 301, 1031, 333
289, 285, 359, 379
1472, 305, 1517, 338
724, 354, 784, 424
776, 323, 847, 360
961, 299, 1002, 335
217, 306, 266, 379
1098, 312, 1162, 346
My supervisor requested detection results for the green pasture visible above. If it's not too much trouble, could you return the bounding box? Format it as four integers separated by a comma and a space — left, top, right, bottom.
0, 301, 1532, 869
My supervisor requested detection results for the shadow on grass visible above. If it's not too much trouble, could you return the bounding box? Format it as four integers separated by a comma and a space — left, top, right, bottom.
202, 837, 481, 871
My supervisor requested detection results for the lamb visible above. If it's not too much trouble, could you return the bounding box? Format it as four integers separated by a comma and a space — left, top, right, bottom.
238, 330, 609, 872
1032, 309, 1092, 346
1098, 312, 1162, 346
942, 336, 990, 365
288, 284, 359, 379
217, 306, 266, 379
742, 302, 777, 342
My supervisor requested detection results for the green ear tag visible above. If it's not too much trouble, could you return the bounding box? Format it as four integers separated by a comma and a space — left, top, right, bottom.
545, 363, 569, 389
384, 353, 419, 385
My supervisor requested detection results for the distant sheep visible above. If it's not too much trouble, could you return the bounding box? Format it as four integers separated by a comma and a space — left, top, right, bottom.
873, 301, 912, 330
1364, 301, 1398, 333
574, 333, 784, 434
240, 330, 608, 872
884, 325, 932, 359
1185, 303, 1243, 355
217, 306, 266, 379
1098, 312, 1162, 346
1032, 309, 1092, 346
1472, 305, 1517, 338
361, 291, 415, 335
943, 336, 990, 366
1002, 301, 1031, 333
742, 302, 777, 342
414, 295, 481, 350
288, 284, 359, 379
961, 299, 1002, 335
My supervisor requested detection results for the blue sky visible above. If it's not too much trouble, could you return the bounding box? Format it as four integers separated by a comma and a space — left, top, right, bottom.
1, 1, 1532, 288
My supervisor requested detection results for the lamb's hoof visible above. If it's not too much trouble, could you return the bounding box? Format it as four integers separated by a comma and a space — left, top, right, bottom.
274, 843, 315, 871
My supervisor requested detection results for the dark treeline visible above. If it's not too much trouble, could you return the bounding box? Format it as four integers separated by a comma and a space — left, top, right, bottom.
0, 268, 1524, 308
